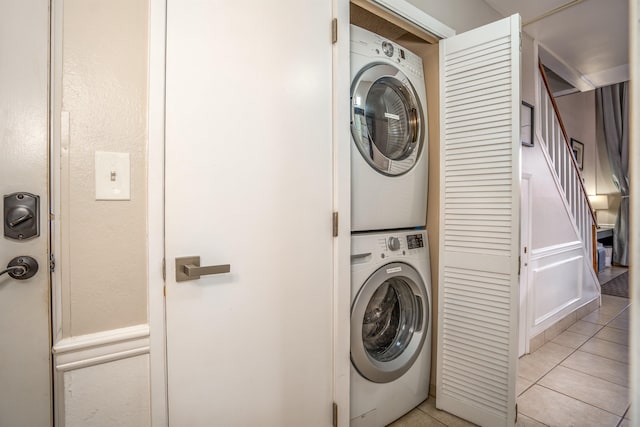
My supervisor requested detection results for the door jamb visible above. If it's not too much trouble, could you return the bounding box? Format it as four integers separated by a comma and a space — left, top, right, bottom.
148, 0, 169, 424
49, 0, 64, 423
519, 174, 532, 356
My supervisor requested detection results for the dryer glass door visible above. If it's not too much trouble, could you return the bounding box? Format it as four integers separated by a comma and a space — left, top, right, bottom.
351, 64, 424, 176
351, 262, 429, 383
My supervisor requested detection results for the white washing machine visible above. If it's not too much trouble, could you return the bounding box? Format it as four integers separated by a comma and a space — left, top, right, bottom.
350, 25, 429, 232
350, 230, 432, 427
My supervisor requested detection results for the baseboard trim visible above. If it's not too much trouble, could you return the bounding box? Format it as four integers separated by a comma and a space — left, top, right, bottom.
528, 296, 600, 353
53, 324, 150, 372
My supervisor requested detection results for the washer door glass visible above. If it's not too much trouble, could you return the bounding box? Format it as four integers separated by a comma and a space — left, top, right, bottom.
351, 262, 429, 383
351, 63, 424, 176
362, 278, 416, 362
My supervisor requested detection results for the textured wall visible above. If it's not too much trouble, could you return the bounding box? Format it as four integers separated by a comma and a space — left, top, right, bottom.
61, 0, 148, 336
64, 355, 151, 426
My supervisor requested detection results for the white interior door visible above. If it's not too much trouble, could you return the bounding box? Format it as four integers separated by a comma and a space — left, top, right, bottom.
437, 15, 521, 427
164, 2, 335, 425
0, 1, 52, 425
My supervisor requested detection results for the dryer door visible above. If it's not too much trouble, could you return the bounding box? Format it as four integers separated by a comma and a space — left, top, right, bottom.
351, 63, 425, 176
351, 262, 429, 383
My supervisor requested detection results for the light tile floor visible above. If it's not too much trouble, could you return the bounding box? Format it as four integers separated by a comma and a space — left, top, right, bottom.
389, 294, 630, 427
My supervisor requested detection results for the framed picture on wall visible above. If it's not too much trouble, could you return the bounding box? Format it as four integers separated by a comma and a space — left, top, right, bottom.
521, 101, 534, 147
571, 138, 584, 170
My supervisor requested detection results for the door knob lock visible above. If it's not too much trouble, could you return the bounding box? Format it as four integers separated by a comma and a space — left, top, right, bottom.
0, 256, 39, 280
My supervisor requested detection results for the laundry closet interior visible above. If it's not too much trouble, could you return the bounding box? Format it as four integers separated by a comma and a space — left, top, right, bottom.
348, 0, 442, 415
350, 0, 439, 426
345, 2, 521, 426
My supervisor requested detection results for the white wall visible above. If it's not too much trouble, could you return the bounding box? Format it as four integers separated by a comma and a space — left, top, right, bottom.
522, 142, 579, 249
521, 38, 599, 346
555, 91, 597, 195
555, 91, 620, 226
522, 37, 578, 249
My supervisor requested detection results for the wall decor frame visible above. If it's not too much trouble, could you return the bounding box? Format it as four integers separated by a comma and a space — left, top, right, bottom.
521, 101, 534, 147
571, 138, 584, 169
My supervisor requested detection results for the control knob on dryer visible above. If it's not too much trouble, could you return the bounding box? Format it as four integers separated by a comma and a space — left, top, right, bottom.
387, 236, 400, 251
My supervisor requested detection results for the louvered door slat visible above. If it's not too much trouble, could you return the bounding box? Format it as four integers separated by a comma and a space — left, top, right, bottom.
437, 15, 520, 427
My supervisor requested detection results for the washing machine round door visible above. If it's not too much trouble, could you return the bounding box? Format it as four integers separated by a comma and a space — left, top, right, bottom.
351, 63, 425, 176
351, 262, 429, 383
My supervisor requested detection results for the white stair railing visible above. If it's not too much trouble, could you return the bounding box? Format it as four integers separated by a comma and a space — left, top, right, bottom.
537, 64, 597, 270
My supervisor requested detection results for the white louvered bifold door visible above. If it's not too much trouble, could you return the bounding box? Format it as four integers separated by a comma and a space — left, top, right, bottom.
436, 15, 521, 427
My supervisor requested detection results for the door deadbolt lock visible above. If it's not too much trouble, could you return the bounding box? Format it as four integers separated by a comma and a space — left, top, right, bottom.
4, 192, 39, 241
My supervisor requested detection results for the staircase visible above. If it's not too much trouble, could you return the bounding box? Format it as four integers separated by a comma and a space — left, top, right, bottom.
536, 63, 598, 273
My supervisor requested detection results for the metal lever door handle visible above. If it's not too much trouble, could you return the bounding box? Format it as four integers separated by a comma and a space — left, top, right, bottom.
0, 265, 27, 277
175, 256, 230, 282
0, 256, 38, 280
184, 263, 230, 277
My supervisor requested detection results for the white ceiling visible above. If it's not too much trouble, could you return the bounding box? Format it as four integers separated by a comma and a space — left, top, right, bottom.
483, 0, 629, 91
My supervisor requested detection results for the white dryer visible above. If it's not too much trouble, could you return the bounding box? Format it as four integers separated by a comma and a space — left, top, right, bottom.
350, 230, 432, 427
350, 25, 429, 232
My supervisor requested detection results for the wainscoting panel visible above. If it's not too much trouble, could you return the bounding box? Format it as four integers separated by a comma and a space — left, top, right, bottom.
529, 242, 584, 337
53, 325, 151, 427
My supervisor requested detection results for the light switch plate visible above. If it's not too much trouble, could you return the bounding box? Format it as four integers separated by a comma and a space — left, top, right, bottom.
95, 151, 131, 200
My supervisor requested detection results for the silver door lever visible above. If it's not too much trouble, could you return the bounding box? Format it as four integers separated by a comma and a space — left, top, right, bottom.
175, 256, 230, 282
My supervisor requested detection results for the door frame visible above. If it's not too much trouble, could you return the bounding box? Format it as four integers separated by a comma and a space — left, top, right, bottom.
147, 0, 168, 423
519, 174, 532, 356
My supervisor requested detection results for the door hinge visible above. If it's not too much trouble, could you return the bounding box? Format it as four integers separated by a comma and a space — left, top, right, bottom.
162, 258, 166, 280
332, 402, 338, 427
518, 255, 521, 275
49, 253, 55, 273
515, 403, 518, 422
332, 18, 338, 44
332, 212, 339, 237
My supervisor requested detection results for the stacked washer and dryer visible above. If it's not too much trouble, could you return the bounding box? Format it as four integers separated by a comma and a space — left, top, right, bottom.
349, 25, 432, 427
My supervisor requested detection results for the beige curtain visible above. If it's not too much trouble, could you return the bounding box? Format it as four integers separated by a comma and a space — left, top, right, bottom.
596, 82, 629, 266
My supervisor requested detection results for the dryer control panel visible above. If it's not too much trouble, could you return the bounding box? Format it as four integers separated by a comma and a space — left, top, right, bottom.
372, 231, 426, 260
351, 230, 430, 268
350, 25, 425, 80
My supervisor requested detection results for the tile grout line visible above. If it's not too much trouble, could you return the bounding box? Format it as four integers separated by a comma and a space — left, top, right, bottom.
558, 363, 631, 389
412, 404, 453, 427
533, 383, 628, 419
